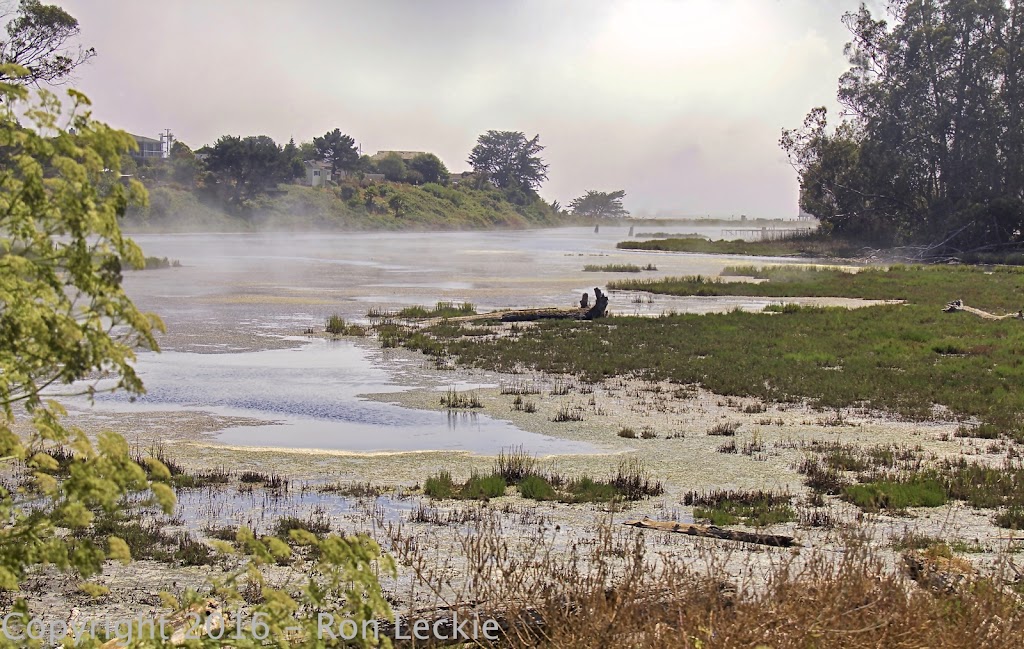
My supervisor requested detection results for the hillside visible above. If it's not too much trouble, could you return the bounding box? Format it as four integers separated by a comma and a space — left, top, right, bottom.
123, 182, 571, 232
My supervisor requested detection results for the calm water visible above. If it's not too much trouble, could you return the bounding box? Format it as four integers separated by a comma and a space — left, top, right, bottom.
70, 225, 813, 455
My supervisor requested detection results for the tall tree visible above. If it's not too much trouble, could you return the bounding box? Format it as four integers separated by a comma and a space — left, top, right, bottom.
313, 128, 358, 175
0, 0, 95, 87
205, 134, 287, 205
375, 152, 407, 182
569, 190, 629, 218
782, 0, 1024, 252
409, 152, 449, 185
468, 130, 548, 191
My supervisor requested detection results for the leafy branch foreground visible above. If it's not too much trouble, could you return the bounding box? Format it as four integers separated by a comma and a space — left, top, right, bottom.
395, 265, 1024, 436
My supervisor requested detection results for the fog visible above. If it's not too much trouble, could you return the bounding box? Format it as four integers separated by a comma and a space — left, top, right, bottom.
54, 0, 879, 218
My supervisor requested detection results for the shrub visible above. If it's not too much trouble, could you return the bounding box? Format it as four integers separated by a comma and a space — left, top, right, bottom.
461, 473, 507, 500
424, 470, 456, 499
519, 475, 556, 501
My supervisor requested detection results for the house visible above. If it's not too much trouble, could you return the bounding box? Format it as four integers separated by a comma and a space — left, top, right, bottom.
303, 160, 332, 187
129, 134, 164, 160
370, 150, 427, 162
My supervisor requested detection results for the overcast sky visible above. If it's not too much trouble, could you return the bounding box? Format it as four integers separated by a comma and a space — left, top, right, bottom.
51, 0, 876, 217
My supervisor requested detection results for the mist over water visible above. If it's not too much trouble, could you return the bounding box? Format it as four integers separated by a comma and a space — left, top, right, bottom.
75, 225, 816, 455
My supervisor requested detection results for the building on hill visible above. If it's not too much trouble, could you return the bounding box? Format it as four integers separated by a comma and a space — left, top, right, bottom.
303, 160, 333, 187
371, 150, 427, 162
129, 134, 165, 160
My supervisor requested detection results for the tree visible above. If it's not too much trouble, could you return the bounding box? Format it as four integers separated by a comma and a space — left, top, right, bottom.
409, 152, 449, 185
468, 130, 548, 191
1, 71, 396, 646
375, 152, 407, 182
0, 0, 95, 87
205, 134, 287, 206
388, 193, 408, 217
0, 68, 172, 598
282, 136, 304, 180
313, 128, 358, 175
569, 190, 629, 218
782, 0, 1024, 252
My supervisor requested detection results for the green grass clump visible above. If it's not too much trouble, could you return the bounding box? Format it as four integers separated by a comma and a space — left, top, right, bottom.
325, 314, 365, 336
461, 473, 507, 500
842, 479, 947, 512
686, 490, 794, 527
397, 301, 477, 319
566, 476, 620, 503
583, 263, 644, 273
424, 471, 456, 499
440, 388, 482, 408
518, 475, 556, 500
274, 515, 331, 538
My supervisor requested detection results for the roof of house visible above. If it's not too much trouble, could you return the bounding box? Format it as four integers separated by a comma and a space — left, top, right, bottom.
303, 160, 331, 169
130, 134, 161, 144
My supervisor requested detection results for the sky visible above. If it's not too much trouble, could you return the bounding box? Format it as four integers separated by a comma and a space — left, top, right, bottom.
48, 0, 878, 218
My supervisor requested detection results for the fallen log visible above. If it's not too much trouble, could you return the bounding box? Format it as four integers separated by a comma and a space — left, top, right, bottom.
943, 299, 1022, 320
500, 307, 587, 322
623, 518, 800, 547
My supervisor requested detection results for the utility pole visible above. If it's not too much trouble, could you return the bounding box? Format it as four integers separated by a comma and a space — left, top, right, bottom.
161, 128, 173, 158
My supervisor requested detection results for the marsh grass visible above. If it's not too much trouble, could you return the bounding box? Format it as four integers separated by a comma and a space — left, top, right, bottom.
511, 395, 538, 413
325, 314, 365, 336
397, 301, 476, 319
401, 265, 1024, 435
583, 263, 645, 272
440, 388, 482, 409
517, 475, 556, 500
685, 489, 794, 527
616, 233, 859, 257
708, 421, 740, 436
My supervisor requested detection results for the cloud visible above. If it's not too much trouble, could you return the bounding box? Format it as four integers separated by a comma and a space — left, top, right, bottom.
55, 0, 865, 217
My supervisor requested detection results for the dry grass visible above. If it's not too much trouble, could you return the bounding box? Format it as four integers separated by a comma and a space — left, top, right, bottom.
384, 514, 1024, 648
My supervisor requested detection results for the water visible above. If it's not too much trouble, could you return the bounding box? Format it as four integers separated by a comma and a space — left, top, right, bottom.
67, 225, 829, 456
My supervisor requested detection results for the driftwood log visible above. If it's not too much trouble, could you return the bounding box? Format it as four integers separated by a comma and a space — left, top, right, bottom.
944, 299, 1023, 320
500, 288, 609, 322
623, 518, 800, 548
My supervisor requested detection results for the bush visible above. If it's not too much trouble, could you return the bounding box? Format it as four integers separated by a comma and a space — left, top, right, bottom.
424, 470, 456, 499
461, 473, 507, 500
519, 475, 556, 501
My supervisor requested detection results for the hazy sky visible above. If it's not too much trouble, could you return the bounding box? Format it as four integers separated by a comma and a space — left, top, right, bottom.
50, 0, 875, 217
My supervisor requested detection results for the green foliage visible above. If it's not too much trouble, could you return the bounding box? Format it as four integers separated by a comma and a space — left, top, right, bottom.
0, 77, 396, 647
0, 75, 170, 596
618, 235, 858, 257
396, 301, 476, 319
409, 152, 449, 184
424, 470, 455, 499
842, 479, 948, 513
518, 475, 556, 500
406, 265, 1024, 433
375, 152, 408, 182
687, 490, 795, 527
468, 130, 549, 191
0, 0, 95, 87
313, 128, 359, 174
781, 2, 1024, 251
460, 473, 507, 500
569, 189, 629, 218
205, 134, 289, 207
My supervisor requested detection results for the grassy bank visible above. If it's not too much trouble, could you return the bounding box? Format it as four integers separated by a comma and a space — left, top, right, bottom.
390, 265, 1024, 435
617, 234, 861, 257
124, 182, 570, 232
